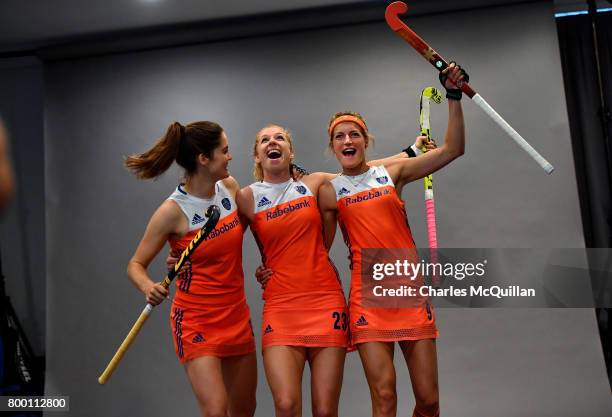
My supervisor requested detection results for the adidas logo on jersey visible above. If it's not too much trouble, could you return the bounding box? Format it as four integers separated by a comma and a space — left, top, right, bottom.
258, 197, 272, 208
376, 176, 389, 185
264, 324, 274, 334
191, 213, 205, 225
295, 185, 307, 195
355, 316, 368, 326
192, 333, 205, 343
337, 187, 350, 196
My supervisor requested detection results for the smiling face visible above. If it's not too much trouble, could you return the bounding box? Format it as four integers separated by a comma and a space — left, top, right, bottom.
201, 131, 232, 181
331, 121, 368, 172
253, 125, 294, 181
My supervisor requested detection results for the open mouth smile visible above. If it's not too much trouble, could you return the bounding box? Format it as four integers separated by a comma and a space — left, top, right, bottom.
267, 149, 282, 159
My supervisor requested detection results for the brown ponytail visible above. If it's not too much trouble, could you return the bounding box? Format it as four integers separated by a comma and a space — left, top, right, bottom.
126, 121, 223, 180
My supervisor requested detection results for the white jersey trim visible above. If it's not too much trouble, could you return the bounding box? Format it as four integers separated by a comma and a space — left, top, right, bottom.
168, 181, 236, 231
249, 179, 314, 214
330, 166, 394, 198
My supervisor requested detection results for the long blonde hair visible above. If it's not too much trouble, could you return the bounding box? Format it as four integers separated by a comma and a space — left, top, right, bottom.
252, 124, 295, 181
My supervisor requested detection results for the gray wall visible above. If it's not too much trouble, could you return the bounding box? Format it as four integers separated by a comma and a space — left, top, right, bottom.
43, 1, 610, 416
0, 57, 45, 356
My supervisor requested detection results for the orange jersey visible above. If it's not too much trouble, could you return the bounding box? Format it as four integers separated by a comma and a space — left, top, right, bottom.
167, 181, 255, 360
249, 179, 343, 306
331, 166, 415, 302
249, 179, 348, 349
168, 182, 246, 306
331, 166, 438, 343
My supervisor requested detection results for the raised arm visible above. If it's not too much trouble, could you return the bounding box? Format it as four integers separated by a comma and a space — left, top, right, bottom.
127, 200, 183, 305
387, 100, 464, 188
386, 63, 466, 189
294, 135, 436, 184
367, 135, 436, 166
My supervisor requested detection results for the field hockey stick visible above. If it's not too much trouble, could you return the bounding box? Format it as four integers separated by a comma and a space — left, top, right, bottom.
385, 1, 554, 174
98, 205, 221, 385
419, 87, 443, 251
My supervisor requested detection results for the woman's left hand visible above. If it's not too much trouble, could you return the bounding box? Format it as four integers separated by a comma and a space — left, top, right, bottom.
414, 135, 437, 151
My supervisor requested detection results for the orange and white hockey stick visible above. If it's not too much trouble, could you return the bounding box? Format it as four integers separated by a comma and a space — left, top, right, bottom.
386, 1, 554, 174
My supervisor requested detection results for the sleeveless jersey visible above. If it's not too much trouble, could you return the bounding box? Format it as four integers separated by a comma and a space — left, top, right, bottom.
168, 181, 245, 306
249, 179, 343, 307
331, 165, 416, 304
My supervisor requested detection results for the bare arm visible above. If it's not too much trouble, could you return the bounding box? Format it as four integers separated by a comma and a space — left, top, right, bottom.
127, 200, 183, 305
298, 138, 435, 185
222, 176, 247, 227
238, 185, 271, 288
368, 152, 408, 167
367, 136, 436, 166
222, 176, 241, 197
305, 172, 338, 182
318, 181, 338, 251
235, 185, 255, 226
387, 99, 464, 189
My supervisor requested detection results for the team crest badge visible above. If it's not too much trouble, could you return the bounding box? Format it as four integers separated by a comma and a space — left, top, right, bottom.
221, 198, 231, 210
376, 176, 389, 185
296, 185, 307, 195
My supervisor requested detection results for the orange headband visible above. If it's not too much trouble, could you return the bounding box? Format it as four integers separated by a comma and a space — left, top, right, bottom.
328, 115, 368, 137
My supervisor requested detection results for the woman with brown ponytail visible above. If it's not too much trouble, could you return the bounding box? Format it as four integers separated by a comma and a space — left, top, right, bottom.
125, 121, 257, 417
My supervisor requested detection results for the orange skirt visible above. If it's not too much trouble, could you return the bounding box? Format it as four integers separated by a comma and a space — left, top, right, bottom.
348, 300, 439, 345
262, 292, 349, 350
170, 298, 256, 363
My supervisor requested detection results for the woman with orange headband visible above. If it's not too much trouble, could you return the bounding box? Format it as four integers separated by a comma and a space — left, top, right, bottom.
242, 122, 435, 417
318, 63, 467, 417
157, 121, 428, 416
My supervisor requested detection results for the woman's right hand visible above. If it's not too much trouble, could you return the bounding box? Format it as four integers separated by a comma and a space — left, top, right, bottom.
255, 265, 273, 290
144, 281, 169, 305
127, 200, 184, 306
